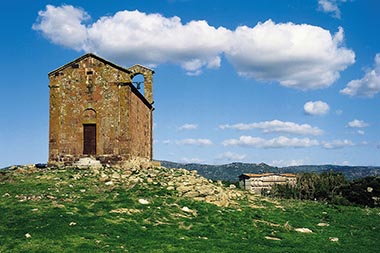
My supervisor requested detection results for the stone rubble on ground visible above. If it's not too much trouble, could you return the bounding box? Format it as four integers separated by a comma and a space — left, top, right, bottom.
138, 198, 150, 205
5, 159, 339, 241
181, 206, 197, 216
329, 237, 339, 242
265, 236, 281, 241
109, 208, 141, 215
6, 157, 248, 208
294, 228, 313, 233
73, 157, 102, 169
67, 157, 247, 207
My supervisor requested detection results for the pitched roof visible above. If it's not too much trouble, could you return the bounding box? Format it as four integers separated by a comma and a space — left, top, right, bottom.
48, 53, 154, 109
128, 64, 155, 74
48, 53, 133, 76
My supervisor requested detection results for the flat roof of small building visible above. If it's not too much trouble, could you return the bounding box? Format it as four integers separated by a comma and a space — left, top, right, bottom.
239, 173, 297, 179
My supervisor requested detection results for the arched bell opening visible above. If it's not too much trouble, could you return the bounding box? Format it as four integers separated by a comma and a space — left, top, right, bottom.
132, 73, 145, 96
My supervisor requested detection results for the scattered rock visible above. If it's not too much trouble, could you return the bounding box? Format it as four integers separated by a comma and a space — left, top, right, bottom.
110, 208, 141, 215
9, 158, 250, 209
111, 172, 120, 179
72, 174, 81, 180
25, 233, 32, 239
74, 157, 102, 169
99, 174, 109, 182
181, 206, 197, 216
265, 236, 281, 241
69, 222, 77, 226
329, 237, 339, 242
295, 228, 313, 233
138, 198, 150, 205
317, 222, 330, 227
52, 201, 65, 208
284, 221, 292, 231
182, 191, 200, 198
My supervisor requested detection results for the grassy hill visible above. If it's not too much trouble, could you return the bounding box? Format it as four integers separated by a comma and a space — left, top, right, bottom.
1, 164, 379, 252
160, 161, 380, 182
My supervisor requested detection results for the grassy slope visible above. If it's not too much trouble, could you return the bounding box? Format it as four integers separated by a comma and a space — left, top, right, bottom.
0, 167, 379, 253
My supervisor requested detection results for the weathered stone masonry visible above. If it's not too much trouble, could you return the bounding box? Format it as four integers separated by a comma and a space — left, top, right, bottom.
48, 53, 154, 166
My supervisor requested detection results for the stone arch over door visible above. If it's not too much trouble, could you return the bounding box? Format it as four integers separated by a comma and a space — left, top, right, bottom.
82, 108, 96, 124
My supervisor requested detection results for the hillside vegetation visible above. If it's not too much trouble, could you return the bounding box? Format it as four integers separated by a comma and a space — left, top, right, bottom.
1, 163, 379, 252
265, 171, 380, 207
161, 161, 380, 181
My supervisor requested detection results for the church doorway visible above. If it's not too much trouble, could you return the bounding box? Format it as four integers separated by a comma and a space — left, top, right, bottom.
83, 124, 96, 155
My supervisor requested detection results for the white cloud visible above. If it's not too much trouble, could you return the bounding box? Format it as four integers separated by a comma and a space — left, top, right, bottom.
216, 152, 246, 162
322, 139, 354, 149
178, 124, 198, 130
219, 120, 323, 136
34, 5, 355, 87
225, 21, 355, 90
179, 157, 204, 164
304, 101, 330, 116
270, 159, 304, 167
318, 0, 345, 19
176, 138, 213, 146
222, 135, 356, 150
33, 5, 229, 75
222, 135, 319, 148
162, 140, 172, 145
340, 54, 380, 98
347, 119, 369, 128
32, 5, 90, 51
357, 130, 365, 135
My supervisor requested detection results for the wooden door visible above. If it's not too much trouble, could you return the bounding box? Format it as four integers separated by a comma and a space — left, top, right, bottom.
83, 124, 96, 155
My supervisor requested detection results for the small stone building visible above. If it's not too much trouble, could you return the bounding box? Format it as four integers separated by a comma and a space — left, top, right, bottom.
239, 173, 297, 194
48, 53, 154, 166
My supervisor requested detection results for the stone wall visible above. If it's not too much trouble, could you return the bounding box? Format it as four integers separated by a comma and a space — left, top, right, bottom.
128, 87, 153, 159
48, 54, 153, 166
240, 173, 297, 194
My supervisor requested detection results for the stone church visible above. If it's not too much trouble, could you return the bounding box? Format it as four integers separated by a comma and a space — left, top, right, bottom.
48, 53, 154, 166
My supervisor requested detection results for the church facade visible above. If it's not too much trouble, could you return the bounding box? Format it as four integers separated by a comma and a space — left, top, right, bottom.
48, 53, 154, 166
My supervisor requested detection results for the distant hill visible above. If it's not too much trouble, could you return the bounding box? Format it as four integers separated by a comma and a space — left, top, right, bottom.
160, 161, 380, 182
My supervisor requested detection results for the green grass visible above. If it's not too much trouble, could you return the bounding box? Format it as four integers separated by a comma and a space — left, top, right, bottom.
1, 167, 379, 252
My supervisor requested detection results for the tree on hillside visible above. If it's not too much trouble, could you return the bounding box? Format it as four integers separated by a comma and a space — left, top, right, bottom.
267, 171, 349, 204
340, 176, 380, 207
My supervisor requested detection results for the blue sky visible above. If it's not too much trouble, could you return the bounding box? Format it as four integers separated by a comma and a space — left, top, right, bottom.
1, 0, 379, 167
